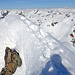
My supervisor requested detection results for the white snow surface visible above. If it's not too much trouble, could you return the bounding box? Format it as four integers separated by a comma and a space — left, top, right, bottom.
0, 9, 75, 75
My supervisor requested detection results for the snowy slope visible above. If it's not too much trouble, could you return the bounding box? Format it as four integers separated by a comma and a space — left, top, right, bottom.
41, 13, 75, 51
0, 9, 75, 75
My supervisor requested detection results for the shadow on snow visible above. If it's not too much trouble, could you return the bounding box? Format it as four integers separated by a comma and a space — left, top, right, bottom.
40, 54, 71, 75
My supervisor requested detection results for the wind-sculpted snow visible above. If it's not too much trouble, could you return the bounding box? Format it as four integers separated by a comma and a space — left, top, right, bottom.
0, 13, 75, 75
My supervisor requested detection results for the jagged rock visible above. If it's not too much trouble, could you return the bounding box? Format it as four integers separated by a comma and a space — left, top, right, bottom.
51, 22, 58, 26
19, 12, 23, 15
65, 14, 70, 17
51, 23, 54, 26
71, 39, 75, 46
0, 47, 22, 75
54, 22, 58, 24
70, 33, 74, 37
0, 68, 12, 75
73, 29, 75, 33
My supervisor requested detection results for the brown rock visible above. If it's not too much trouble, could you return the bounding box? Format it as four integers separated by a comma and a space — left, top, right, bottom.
0, 47, 22, 75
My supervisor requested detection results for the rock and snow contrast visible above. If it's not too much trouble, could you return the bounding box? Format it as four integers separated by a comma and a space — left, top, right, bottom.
0, 8, 75, 75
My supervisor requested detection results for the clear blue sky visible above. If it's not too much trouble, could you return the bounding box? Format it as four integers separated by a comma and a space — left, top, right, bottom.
0, 0, 75, 9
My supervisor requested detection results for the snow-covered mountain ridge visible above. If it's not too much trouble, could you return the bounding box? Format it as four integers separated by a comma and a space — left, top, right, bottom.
0, 9, 75, 75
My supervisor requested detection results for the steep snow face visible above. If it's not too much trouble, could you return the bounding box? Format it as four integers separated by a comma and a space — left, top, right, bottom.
0, 14, 50, 75
41, 14, 75, 51
0, 13, 75, 75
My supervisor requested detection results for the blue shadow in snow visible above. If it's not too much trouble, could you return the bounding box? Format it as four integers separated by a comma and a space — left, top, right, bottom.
40, 54, 71, 75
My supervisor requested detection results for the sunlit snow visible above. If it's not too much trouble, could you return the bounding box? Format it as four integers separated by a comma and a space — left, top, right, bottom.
0, 8, 75, 75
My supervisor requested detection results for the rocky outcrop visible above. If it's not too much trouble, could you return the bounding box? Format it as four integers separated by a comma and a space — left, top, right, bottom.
0, 47, 22, 75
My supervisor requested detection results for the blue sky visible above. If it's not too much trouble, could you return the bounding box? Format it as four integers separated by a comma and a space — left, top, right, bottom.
0, 0, 75, 9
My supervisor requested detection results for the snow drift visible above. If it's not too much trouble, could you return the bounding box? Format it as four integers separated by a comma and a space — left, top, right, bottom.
0, 13, 75, 75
